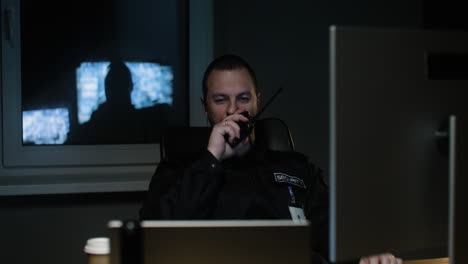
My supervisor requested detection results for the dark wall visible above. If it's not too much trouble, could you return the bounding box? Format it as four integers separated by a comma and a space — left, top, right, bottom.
214, 0, 422, 175
423, 0, 468, 30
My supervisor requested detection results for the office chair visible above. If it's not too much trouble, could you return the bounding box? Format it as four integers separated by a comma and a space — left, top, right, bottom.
160, 117, 295, 162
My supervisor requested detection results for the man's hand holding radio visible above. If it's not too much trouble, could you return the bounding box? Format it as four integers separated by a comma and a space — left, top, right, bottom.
207, 112, 250, 161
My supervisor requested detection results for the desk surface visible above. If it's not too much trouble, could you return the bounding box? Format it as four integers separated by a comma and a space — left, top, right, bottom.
404, 258, 449, 264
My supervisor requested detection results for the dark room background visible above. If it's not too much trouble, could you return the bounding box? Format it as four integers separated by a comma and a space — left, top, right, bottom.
2, 1, 466, 264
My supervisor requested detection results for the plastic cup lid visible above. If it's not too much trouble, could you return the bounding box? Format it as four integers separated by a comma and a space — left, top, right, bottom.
84, 237, 110, 255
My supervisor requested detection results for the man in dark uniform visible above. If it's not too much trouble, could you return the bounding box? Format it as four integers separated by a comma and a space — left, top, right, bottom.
140, 54, 402, 264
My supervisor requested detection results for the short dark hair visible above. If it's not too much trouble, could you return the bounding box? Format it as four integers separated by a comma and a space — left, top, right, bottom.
202, 54, 258, 100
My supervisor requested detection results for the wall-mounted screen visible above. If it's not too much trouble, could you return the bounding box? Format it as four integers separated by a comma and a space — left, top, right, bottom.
1, 0, 189, 194
19, 0, 187, 146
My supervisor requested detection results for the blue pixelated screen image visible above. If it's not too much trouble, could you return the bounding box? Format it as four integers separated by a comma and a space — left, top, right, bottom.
23, 108, 70, 145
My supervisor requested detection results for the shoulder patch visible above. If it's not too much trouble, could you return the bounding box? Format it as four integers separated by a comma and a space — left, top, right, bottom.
273, 172, 306, 189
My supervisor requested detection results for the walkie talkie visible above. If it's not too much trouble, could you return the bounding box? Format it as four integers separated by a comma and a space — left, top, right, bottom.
225, 87, 283, 147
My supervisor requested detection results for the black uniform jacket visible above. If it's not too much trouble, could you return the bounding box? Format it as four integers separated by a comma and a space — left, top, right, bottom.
140, 144, 329, 261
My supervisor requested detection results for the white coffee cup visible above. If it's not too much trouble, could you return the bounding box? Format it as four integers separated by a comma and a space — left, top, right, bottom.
84, 237, 110, 264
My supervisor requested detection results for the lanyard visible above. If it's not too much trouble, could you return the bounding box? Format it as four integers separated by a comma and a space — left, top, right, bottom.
288, 185, 296, 205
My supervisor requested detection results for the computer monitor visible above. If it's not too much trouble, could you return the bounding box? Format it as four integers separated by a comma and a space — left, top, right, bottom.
329, 26, 468, 264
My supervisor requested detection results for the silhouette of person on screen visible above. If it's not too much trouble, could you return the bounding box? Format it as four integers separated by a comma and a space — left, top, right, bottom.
73, 60, 143, 144
93, 60, 134, 116
66, 60, 173, 145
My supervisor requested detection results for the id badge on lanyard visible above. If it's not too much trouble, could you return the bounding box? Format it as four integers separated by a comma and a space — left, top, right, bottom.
287, 186, 306, 222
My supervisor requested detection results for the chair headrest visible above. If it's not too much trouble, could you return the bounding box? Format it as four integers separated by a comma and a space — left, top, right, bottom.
255, 117, 295, 152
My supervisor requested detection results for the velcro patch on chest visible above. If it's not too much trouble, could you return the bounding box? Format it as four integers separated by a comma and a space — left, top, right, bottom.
273, 172, 306, 189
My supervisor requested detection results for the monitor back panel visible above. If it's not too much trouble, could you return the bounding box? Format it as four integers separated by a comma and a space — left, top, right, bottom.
329, 26, 468, 263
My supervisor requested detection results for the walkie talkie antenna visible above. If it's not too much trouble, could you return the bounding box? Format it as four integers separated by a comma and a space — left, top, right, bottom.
253, 86, 283, 121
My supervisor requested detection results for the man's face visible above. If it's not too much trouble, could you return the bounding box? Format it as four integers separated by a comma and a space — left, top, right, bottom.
203, 68, 259, 125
